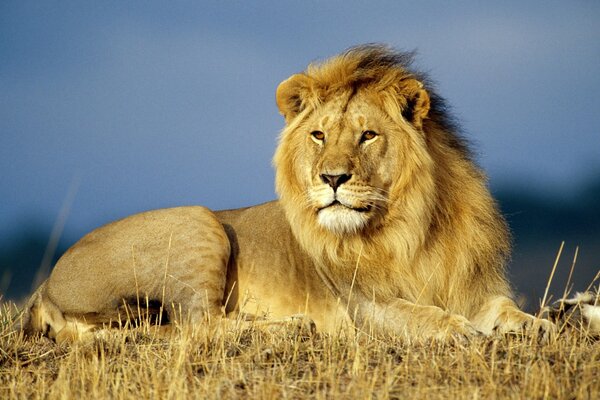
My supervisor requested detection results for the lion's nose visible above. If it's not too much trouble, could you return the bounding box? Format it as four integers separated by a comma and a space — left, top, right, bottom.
320, 173, 352, 191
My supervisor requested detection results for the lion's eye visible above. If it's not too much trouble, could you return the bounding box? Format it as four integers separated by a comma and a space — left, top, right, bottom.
360, 130, 378, 143
311, 130, 325, 142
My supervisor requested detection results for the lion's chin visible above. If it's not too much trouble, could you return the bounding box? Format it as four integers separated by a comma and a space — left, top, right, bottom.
317, 204, 370, 235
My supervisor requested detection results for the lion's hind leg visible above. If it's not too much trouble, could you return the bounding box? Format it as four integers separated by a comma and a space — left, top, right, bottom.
25, 289, 192, 344
21, 206, 232, 343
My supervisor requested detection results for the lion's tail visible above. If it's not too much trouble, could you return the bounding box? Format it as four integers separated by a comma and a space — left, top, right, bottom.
545, 290, 600, 336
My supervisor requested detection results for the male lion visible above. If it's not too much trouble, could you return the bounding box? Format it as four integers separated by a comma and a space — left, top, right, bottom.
22, 45, 553, 343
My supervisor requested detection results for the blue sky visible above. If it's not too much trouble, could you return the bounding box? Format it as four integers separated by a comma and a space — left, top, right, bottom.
1, 1, 599, 242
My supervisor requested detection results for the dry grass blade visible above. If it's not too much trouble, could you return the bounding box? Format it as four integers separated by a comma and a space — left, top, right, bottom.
560, 246, 579, 306
539, 241, 564, 312
1, 299, 599, 399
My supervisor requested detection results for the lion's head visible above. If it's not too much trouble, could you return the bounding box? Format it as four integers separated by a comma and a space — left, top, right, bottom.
275, 46, 434, 235
273, 45, 509, 301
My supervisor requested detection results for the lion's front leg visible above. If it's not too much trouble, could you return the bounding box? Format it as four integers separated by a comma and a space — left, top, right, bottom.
360, 298, 481, 341
472, 296, 555, 339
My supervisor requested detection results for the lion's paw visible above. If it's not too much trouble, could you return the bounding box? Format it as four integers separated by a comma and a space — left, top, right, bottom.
258, 314, 317, 337
436, 314, 483, 342
286, 314, 317, 336
493, 309, 556, 341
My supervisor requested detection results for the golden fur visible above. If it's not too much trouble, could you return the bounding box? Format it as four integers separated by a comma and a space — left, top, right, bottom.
21, 45, 552, 342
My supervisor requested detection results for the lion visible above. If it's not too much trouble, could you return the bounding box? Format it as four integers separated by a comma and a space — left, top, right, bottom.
21, 44, 554, 343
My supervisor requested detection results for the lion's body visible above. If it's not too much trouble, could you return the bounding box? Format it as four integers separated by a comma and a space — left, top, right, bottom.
217, 202, 350, 332
22, 45, 552, 342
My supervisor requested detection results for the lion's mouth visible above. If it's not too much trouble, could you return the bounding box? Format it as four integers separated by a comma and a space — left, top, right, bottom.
319, 200, 372, 213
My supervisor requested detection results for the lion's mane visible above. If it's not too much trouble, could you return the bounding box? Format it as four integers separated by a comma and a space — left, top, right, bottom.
273, 45, 511, 317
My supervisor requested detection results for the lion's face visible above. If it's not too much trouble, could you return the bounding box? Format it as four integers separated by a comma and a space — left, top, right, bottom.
295, 91, 401, 234
275, 79, 432, 236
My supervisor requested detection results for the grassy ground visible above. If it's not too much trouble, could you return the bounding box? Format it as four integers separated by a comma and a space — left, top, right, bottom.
1, 303, 599, 399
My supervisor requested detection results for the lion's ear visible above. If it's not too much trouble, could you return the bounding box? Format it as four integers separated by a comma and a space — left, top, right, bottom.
399, 80, 431, 130
276, 73, 313, 122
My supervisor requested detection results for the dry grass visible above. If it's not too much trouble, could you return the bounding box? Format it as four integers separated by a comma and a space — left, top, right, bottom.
0, 302, 599, 399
